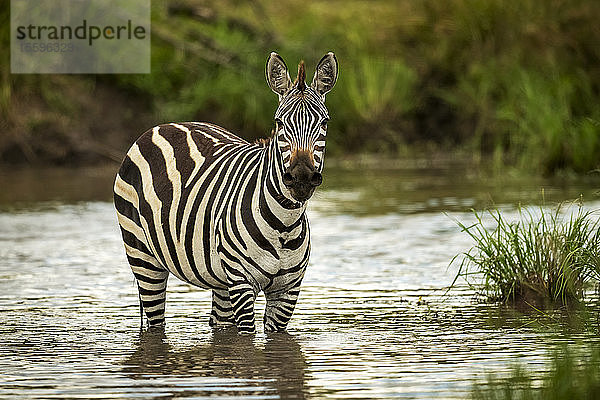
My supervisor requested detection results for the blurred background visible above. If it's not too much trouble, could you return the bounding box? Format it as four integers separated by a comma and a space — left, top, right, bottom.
2, 3, 600, 398
1, 0, 599, 175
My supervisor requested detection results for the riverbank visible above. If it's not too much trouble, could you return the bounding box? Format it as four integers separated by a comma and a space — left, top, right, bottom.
2, 0, 599, 174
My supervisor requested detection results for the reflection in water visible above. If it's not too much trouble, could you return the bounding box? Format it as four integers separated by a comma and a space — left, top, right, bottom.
2, 163, 599, 213
1, 163, 600, 399
122, 328, 308, 399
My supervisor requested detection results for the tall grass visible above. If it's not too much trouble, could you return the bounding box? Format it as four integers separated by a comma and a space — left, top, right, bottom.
447, 62, 600, 173
472, 345, 600, 400
452, 199, 600, 306
332, 56, 417, 152
415, 0, 600, 173
1, 0, 600, 170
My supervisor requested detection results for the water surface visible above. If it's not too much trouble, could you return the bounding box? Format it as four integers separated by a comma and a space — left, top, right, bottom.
1, 161, 599, 399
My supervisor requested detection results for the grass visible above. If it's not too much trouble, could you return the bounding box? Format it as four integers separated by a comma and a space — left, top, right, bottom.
451, 197, 600, 306
1, 0, 600, 171
472, 345, 600, 400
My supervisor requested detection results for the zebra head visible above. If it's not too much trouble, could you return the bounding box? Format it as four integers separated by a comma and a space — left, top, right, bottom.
266, 52, 338, 203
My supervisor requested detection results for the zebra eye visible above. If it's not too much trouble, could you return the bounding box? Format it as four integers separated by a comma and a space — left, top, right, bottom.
320, 119, 328, 130
275, 119, 284, 131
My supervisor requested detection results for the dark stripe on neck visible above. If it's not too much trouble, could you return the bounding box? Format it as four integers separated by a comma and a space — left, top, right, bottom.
267, 139, 303, 210
241, 154, 280, 260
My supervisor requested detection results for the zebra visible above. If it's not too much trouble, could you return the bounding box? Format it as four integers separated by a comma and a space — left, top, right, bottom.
113, 52, 338, 333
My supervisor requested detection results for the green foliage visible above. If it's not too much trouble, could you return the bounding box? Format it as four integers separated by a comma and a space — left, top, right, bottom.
414, 0, 600, 173
112, 0, 420, 153
452, 199, 600, 305
331, 56, 417, 152
1, 0, 600, 171
472, 345, 600, 400
447, 62, 600, 173
114, 0, 276, 137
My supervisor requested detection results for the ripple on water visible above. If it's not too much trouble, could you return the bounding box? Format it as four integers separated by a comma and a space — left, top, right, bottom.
1, 201, 599, 399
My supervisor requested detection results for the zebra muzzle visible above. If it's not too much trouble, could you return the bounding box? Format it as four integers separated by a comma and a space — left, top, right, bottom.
282, 170, 322, 188
283, 152, 322, 201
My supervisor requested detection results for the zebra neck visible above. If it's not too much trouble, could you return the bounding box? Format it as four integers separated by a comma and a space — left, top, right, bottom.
260, 139, 307, 227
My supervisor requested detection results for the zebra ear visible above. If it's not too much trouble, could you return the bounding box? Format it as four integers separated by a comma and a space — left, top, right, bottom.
311, 52, 338, 98
266, 52, 292, 99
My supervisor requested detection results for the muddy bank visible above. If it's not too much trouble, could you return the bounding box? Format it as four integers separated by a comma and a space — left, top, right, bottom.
1, 76, 155, 166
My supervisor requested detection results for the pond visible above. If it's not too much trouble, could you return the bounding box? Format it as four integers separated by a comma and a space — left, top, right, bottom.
1, 160, 599, 399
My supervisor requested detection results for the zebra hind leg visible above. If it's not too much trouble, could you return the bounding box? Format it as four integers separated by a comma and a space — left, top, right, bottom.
209, 289, 235, 327
127, 254, 169, 327
115, 189, 168, 328
137, 288, 144, 330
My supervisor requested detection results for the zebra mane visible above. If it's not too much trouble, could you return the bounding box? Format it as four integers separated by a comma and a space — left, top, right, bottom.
254, 129, 276, 147
294, 61, 306, 92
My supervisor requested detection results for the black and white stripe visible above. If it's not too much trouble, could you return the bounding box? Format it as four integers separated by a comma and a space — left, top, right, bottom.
114, 52, 338, 333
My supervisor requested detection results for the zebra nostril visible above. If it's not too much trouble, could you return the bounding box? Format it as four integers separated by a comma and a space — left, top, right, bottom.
310, 172, 323, 187
283, 172, 295, 187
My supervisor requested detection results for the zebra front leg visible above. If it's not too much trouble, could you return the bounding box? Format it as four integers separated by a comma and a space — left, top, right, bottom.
264, 288, 301, 332
228, 281, 257, 334
221, 259, 258, 333
209, 289, 235, 327
226, 277, 257, 334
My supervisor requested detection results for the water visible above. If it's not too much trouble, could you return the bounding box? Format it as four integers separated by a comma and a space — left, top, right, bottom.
1, 161, 599, 399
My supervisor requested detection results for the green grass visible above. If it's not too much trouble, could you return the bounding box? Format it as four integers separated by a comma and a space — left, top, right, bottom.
2, 0, 600, 171
472, 345, 600, 400
452, 198, 600, 306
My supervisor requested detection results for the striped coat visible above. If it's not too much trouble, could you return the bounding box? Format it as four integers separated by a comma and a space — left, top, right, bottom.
114, 52, 338, 333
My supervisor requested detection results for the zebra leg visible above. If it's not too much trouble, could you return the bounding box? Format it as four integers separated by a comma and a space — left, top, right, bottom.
209, 289, 235, 326
264, 288, 301, 332
127, 254, 169, 327
227, 280, 257, 334
115, 191, 169, 328
221, 260, 257, 333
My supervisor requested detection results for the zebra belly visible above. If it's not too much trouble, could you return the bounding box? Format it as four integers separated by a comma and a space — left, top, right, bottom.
162, 239, 227, 290
161, 232, 307, 294
217, 223, 310, 294
141, 210, 228, 291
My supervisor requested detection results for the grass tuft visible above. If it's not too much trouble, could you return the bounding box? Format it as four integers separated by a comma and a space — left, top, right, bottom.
451, 197, 600, 306
472, 345, 600, 400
